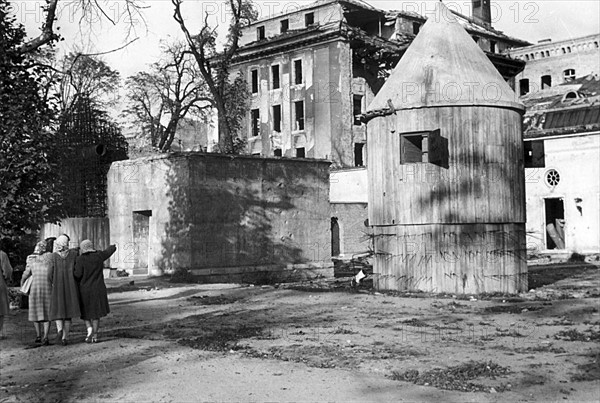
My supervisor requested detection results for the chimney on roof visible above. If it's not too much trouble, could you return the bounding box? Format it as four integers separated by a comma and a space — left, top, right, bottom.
472, 0, 492, 27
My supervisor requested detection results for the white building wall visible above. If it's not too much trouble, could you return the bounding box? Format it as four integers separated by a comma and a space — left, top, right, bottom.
525, 132, 600, 253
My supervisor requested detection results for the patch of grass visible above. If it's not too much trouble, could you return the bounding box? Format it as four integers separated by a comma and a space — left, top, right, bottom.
400, 318, 430, 327
484, 304, 544, 314
187, 295, 236, 305
554, 328, 600, 342
389, 360, 511, 392
571, 352, 600, 381
514, 345, 567, 354
176, 325, 263, 351
332, 326, 357, 335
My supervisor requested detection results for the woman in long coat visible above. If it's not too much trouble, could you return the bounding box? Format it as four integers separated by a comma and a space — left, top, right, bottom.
49, 235, 80, 345
0, 240, 14, 338
74, 240, 116, 343
21, 241, 53, 345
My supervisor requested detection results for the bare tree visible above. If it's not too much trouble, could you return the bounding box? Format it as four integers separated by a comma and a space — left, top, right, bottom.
18, 0, 145, 54
59, 52, 121, 112
123, 41, 213, 152
172, 0, 256, 153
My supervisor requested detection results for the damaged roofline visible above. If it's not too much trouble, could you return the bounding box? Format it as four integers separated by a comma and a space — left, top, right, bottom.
243, 0, 380, 28
233, 22, 407, 64
385, 9, 531, 47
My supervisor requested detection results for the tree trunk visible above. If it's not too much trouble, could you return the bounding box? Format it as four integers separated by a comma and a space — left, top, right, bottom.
216, 101, 234, 152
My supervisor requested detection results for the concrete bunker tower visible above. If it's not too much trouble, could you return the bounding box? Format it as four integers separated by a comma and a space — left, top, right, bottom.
364, 2, 527, 294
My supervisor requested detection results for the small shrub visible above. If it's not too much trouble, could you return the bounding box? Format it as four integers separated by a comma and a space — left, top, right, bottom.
170, 268, 195, 283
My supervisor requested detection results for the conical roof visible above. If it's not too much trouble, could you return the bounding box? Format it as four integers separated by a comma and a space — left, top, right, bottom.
366, 1, 524, 113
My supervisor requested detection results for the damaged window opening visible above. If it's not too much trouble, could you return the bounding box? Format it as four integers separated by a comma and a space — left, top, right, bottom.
563, 68, 576, 82
251, 109, 260, 137
274, 149, 282, 157
490, 40, 497, 53
296, 147, 305, 158
524, 140, 545, 168
575, 198, 583, 216
305, 12, 314, 27
519, 78, 530, 96
280, 19, 289, 33
294, 59, 303, 84
412, 22, 420, 35
354, 143, 365, 167
273, 105, 282, 132
353, 95, 363, 126
271, 64, 280, 89
294, 100, 305, 131
257, 26, 265, 40
251, 69, 259, 93
541, 75, 552, 89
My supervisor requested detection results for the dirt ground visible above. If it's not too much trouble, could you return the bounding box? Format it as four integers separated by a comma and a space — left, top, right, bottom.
0, 263, 598, 402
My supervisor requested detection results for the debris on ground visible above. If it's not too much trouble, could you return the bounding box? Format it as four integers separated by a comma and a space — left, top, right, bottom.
389, 360, 511, 392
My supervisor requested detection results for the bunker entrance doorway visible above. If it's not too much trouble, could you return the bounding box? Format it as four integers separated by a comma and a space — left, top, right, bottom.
132, 210, 152, 274
544, 198, 565, 249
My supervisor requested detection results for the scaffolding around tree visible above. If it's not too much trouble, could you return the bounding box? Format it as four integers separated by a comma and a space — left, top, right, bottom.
56, 97, 128, 217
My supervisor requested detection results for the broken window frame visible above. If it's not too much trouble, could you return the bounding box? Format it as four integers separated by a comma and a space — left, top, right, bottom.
353, 95, 363, 126
250, 68, 259, 94
305, 12, 315, 27
563, 68, 576, 82
294, 100, 305, 132
293, 59, 303, 85
519, 78, 530, 96
412, 22, 420, 35
354, 143, 365, 167
541, 75, 552, 89
271, 64, 280, 89
280, 19, 289, 33
524, 140, 545, 168
272, 105, 282, 133
257, 25, 265, 40
250, 109, 260, 137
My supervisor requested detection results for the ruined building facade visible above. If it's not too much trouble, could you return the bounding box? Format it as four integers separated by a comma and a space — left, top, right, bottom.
230, 0, 529, 168
508, 33, 600, 96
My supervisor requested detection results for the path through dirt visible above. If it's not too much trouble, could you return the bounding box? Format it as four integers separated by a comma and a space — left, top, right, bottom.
0, 263, 598, 402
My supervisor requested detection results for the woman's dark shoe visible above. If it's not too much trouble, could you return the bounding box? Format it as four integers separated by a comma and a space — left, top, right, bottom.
34, 337, 41, 344
56, 330, 63, 343
91, 336, 98, 343
41, 338, 49, 346
85, 335, 92, 343
61, 339, 68, 346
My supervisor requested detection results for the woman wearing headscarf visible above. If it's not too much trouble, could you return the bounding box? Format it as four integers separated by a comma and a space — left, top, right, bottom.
49, 234, 80, 345
21, 240, 53, 345
0, 239, 14, 338
74, 240, 116, 343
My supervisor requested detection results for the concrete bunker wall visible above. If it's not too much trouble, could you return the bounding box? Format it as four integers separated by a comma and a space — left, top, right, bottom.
108, 153, 332, 283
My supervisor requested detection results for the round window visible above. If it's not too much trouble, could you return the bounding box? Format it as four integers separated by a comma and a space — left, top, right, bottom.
545, 169, 560, 187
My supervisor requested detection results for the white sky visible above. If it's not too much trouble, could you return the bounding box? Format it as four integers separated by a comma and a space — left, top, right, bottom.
10, 0, 600, 78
